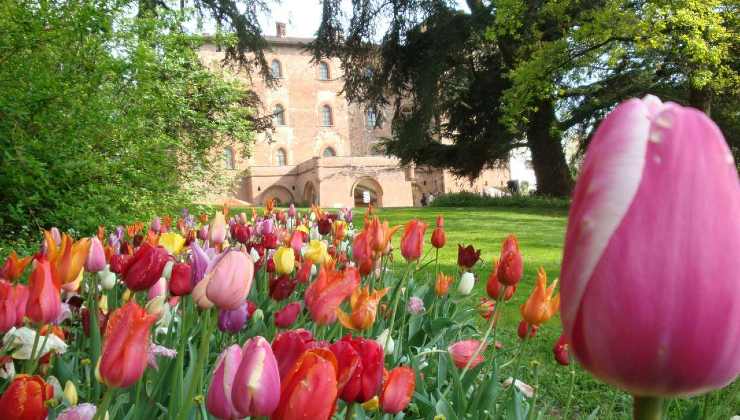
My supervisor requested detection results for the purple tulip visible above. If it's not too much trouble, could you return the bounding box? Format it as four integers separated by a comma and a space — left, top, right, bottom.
218, 302, 249, 333
560, 96, 740, 397
150, 216, 162, 233
232, 336, 281, 417
261, 218, 274, 236
57, 403, 97, 420
190, 240, 211, 285
206, 344, 243, 420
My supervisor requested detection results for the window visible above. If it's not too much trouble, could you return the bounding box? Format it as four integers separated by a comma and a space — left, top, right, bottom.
322, 147, 336, 157
223, 147, 235, 169
270, 59, 282, 78
366, 109, 378, 128
273, 104, 285, 126
319, 62, 330, 80
275, 148, 287, 166
321, 105, 333, 126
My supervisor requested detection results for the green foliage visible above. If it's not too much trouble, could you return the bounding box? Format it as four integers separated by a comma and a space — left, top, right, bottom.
430, 192, 571, 210
0, 1, 256, 237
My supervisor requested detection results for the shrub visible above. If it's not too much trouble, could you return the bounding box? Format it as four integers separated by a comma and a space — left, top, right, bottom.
430, 192, 570, 210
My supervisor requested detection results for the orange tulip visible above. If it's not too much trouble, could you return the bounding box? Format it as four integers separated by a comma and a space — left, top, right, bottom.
337, 286, 389, 331
366, 217, 400, 257
45, 232, 90, 285
27, 255, 62, 324
400, 219, 427, 262
272, 348, 339, 420
305, 264, 360, 325
99, 301, 157, 388
0, 374, 54, 419
380, 366, 415, 414
126, 222, 144, 238
520, 267, 560, 326
0, 251, 32, 281
435, 273, 454, 297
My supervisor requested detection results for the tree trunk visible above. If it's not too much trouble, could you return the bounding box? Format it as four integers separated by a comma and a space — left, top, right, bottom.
688, 85, 711, 116
526, 99, 573, 197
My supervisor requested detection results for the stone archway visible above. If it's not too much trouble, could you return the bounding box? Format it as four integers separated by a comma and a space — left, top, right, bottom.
303, 181, 317, 205
352, 177, 383, 208
260, 185, 294, 206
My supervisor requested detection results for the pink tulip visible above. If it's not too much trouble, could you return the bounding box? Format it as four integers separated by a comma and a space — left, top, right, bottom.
147, 277, 167, 301
27, 255, 62, 324
206, 344, 243, 420
447, 339, 485, 369
231, 336, 281, 417
205, 251, 254, 310
85, 237, 106, 273
560, 95, 740, 397
211, 213, 227, 244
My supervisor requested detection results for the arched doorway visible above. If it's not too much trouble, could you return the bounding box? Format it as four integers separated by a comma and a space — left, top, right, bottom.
352, 177, 383, 208
303, 182, 317, 205
260, 185, 294, 206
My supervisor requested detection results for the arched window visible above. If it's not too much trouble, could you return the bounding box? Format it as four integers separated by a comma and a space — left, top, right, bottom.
322, 147, 336, 157
271, 59, 282, 78
319, 62, 330, 80
366, 109, 378, 128
275, 148, 287, 166
223, 147, 235, 169
321, 105, 333, 126
273, 104, 285, 126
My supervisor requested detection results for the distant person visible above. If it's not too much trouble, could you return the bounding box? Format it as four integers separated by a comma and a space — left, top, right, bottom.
427, 192, 435, 204
420, 192, 428, 207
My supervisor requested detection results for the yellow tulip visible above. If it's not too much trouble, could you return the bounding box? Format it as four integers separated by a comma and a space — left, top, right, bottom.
304, 240, 329, 264
273, 246, 295, 275
159, 232, 185, 255
63, 380, 78, 406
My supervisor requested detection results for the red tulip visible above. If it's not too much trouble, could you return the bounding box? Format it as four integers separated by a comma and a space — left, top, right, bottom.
430, 215, 446, 248
517, 320, 538, 340
274, 302, 301, 328
295, 258, 313, 284
13, 284, 28, 327
351, 230, 374, 276
553, 334, 570, 366
329, 335, 384, 403
272, 348, 339, 420
0, 374, 54, 420
109, 253, 132, 274
122, 243, 169, 291
169, 262, 193, 296
496, 235, 522, 286
380, 366, 415, 414
232, 223, 251, 244
0, 251, 32, 281
271, 329, 318, 379
304, 265, 360, 325
560, 96, 740, 396
81, 307, 108, 337
448, 339, 485, 369
27, 255, 62, 324
205, 250, 254, 310
99, 301, 157, 388
457, 244, 481, 270
400, 219, 427, 262
486, 263, 516, 301
269, 274, 297, 301
0, 280, 20, 332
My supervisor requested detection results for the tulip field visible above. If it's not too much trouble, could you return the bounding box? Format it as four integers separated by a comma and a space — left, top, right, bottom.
0, 97, 738, 420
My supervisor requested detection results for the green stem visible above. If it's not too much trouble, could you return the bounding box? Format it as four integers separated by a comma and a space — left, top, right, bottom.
633, 396, 664, 420
178, 308, 213, 420
562, 364, 576, 419
384, 262, 414, 357
345, 403, 354, 420
23, 324, 42, 373
93, 387, 115, 420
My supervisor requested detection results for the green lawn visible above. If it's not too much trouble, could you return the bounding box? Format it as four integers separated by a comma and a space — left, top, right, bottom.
370, 206, 739, 419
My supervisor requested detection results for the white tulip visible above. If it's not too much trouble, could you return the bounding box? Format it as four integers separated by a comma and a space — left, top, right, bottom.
98, 265, 117, 290
458, 271, 475, 295
376, 329, 395, 354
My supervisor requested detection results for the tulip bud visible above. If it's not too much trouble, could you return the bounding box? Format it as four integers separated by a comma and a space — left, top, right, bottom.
192, 275, 214, 309
63, 380, 78, 406
217, 303, 249, 334
148, 277, 167, 301
252, 308, 264, 322
431, 216, 446, 248
376, 329, 394, 354
206, 344, 242, 420
448, 339, 485, 369
98, 265, 117, 290
85, 237, 106, 273
457, 272, 475, 295
274, 302, 301, 328
380, 367, 415, 414
169, 263, 193, 296
553, 334, 570, 366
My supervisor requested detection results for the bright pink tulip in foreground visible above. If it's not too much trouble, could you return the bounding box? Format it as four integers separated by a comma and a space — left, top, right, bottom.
206, 250, 254, 310
560, 95, 740, 397
206, 344, 242, 420
231, 336, 281, 417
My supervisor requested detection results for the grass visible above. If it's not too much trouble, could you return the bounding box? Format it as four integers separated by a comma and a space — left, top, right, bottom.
369, 206, 739, 419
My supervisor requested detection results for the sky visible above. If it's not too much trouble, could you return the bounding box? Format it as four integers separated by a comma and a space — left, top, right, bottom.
191, 0, 469, 38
